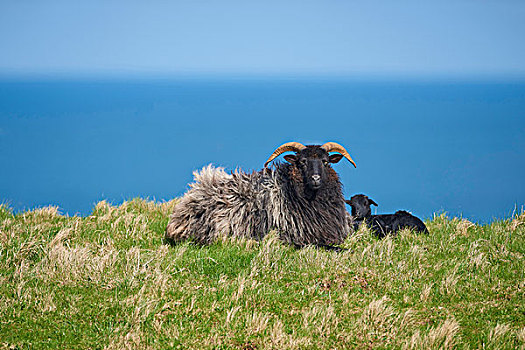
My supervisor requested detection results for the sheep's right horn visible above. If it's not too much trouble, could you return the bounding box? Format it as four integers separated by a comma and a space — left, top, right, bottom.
264, 142, 306, 167
321, 142, 357, 168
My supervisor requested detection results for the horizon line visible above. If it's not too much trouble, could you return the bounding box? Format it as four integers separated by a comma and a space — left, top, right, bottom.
2, 70, 525, 83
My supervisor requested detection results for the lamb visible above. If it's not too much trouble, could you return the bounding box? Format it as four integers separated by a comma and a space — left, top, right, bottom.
346, 194, 428, 238
165, 141, 357, 248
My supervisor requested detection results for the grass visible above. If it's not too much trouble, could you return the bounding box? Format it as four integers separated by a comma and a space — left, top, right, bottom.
0, 198, 524, 349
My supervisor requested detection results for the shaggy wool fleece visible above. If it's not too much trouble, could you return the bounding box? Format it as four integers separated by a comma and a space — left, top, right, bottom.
166, 164, 350, 247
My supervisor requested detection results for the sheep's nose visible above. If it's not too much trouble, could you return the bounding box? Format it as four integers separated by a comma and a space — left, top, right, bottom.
311, 174, 321, 182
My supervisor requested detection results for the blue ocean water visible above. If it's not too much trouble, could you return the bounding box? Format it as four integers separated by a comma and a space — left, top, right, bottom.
1, 77, 524, 223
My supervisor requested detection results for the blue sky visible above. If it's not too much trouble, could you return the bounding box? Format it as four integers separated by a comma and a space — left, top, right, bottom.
1, 1, 525, 78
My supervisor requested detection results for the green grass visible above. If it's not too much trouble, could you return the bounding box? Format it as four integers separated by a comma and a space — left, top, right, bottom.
0, 199, 524, 349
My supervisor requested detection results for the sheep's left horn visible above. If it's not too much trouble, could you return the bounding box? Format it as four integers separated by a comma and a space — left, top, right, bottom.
264, 142, 306, 167
321, 142, 357, 168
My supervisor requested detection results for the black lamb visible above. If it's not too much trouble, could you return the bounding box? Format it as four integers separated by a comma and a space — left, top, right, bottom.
346, 194, 428, 238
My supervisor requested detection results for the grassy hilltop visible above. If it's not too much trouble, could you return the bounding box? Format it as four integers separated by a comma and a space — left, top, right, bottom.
0, 199, 524, 349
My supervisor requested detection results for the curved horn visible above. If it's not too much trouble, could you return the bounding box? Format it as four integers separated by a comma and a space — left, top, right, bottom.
321, 142, 357, 168
264, 142, 306, 167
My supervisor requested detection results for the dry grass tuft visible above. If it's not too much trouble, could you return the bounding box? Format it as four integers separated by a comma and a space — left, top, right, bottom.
511, 211, 525, 232
25, 206, 62, 219
517, 326, 525, 347
359, 296, 396, 333
420, 283, 433, 302
487, 323, 512, 348
269, 318, 311, 349
246, 311, 271, 335
249, 231, 284, 278
359, 297, 396, 344
38, 243, 120, 287
48, 227, 72, 248
405, 318, 461, 350
94, 200, 114, 214
302, 304, 339, 337
440, 271, 459, 296
348, 222, 373, 243
455, 219, 476, 237
105, 326, 148, 350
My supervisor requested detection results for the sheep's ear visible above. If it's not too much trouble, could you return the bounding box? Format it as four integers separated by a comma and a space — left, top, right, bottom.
329, 154, 344, 163
283, 154, 297, 164
368, 198, 378, 206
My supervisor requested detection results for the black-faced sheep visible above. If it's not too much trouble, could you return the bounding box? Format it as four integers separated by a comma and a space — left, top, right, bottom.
165, 142, 357, 248
346, 194, 428, 238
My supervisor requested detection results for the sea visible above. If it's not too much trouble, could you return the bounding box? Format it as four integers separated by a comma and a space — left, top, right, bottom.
1, 77, 524, 223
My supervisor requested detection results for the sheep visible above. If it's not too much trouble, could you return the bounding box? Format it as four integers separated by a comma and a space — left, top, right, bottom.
346, 194, 428, 237
165, 141, 357, 248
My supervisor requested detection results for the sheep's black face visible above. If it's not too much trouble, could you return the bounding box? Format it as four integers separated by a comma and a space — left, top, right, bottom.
348, 194, 378, 218
284, 146, 343, 193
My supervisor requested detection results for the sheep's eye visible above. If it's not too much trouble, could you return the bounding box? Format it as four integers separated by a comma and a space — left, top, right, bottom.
323, 160, 329, 166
